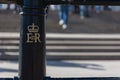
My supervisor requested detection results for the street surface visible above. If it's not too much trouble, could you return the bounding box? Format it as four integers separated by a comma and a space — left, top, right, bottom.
0, 10, 120, 78
0, 60, 120, 78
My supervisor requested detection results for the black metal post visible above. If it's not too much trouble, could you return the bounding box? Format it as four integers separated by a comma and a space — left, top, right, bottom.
19, 0, 47, 80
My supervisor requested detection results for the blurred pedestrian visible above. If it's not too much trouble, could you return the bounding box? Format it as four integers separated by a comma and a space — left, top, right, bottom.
79, 5, 90, 19
72, 5, 80, 14
58, 5, 69, 29
95, 5, 104, 13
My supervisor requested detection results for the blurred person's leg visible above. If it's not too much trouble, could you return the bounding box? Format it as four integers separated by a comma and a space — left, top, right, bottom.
69, 5, 74, 14
84, 6, 89, 17
58, 5, 64, 26
80, 5, 84, 19
95, 5, 104, 13
79, 5, 89, 19
62, 5, 69, 29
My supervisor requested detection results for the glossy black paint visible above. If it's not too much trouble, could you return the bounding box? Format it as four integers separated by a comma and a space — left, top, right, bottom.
19, 0, 47, 80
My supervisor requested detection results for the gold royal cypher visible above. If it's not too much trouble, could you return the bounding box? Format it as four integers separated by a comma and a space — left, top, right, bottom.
27, 23, 41, 43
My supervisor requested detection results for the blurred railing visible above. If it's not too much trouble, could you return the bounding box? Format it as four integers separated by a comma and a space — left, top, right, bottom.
0, 0, 120, 5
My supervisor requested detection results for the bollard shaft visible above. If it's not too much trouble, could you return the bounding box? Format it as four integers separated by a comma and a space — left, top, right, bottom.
19, 0, 47, 80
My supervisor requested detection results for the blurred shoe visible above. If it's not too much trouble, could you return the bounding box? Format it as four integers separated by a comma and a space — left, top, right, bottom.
59, 20, 64, 26
62, 24, 67, 29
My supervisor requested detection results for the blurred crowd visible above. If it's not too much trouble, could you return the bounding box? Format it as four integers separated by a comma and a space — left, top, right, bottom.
50, 5, 120, 29
0, 4, 120, 29
0, 4, 22, 14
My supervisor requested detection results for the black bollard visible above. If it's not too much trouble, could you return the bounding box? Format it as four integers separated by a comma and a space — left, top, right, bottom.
19, 0, 47, 80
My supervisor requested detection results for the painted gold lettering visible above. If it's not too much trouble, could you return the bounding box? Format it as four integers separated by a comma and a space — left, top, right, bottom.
27, 33, 33, 43
34, 33, 41, 43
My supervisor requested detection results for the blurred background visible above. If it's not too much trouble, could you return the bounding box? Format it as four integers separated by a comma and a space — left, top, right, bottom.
0, 3, 120, 78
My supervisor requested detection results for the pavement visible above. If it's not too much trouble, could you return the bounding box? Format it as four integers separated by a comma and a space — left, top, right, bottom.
0, 10, 120, 79
0, 60, 120, 78
0, 10, 120, 33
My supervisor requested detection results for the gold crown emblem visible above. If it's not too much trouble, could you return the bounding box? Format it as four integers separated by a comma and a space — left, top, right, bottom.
28, 23, 39, 32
